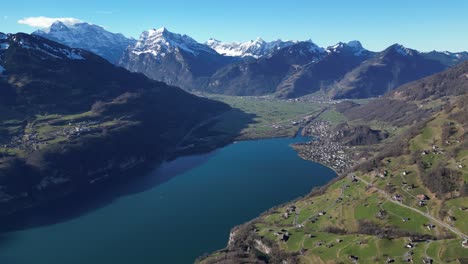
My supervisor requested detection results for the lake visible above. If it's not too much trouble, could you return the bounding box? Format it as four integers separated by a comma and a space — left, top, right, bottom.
0, 135, 335, 264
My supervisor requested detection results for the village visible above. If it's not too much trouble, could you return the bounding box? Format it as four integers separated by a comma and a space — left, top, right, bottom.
292, 121, 352, 173
1, 119, 106, 154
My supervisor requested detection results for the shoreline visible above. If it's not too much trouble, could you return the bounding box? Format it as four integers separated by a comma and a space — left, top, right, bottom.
0, 124, 343, 234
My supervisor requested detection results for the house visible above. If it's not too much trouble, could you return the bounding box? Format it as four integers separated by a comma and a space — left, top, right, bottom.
405, 243, 415, 248
447, 216, 456, 222
417, 194, 430, 201
279, 233, 289, 242
393, 194, 403, 202
462, 239, 468, 248
422, 257, 433, 264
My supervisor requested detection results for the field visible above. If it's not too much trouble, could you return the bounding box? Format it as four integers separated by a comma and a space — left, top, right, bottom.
205, 94, 346, 140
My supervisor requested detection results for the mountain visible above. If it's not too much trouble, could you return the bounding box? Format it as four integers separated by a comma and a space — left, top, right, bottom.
206, 38, 297, 58
205, 41, 326, 95
275, 41, 374, 98
330, 44, 447, 99
422, 50, 468, 67
119, 27, 235, 91
0, 32, 233, 214
32, 21, 135, 64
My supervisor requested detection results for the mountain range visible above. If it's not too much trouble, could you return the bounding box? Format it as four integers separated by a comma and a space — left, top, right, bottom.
30, 22, 468, 99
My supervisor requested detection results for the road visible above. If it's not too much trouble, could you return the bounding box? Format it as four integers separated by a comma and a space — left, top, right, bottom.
354, 175, 467, 239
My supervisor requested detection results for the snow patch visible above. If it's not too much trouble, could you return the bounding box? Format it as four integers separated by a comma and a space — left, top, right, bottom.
0, 64, 5, 74
0, 43, 9, 50
14, 36, 85, 60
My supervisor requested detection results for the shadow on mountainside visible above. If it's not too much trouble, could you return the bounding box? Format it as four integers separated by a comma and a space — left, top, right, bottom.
0, 108, 257, 233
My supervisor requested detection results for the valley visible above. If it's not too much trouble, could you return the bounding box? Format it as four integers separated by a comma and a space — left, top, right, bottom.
0, 8, 467, 264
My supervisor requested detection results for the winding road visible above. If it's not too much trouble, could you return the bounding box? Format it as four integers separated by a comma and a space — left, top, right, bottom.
354, 175, 467, 239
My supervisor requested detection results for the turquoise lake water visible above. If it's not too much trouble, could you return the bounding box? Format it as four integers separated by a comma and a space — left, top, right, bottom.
0, 136, 335, 264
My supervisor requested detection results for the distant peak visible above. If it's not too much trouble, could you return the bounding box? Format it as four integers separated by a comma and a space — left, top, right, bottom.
206, 38, 221, 44
347, 40, 363, 49
389, 43, 417, 56
155, 27, 168, 33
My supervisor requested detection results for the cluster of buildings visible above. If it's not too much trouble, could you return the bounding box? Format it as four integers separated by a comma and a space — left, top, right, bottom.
2, 120, 101, 153
293, 121, 351, 173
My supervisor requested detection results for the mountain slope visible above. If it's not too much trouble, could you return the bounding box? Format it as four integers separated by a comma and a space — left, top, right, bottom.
276, 41, 374, 98
0, 32, 233, 214
119, 27, 235, 91
33, 21, 135, 64
331, 44, 447, 99
205, 41, 326, 95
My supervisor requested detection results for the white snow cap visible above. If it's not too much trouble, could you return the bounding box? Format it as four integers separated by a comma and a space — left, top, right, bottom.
131, 27, 215, 58
206, 38, 298, 58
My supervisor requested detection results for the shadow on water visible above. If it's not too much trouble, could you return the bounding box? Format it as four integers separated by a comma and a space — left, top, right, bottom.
0, 108, 258, 233
0, 150, 218, 233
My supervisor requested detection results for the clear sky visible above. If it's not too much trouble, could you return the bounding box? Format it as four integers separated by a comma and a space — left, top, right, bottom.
1, 0, 467, 52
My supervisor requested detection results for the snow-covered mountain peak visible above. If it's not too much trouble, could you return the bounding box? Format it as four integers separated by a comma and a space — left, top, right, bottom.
206, 38, 298, 58
131, 27, 216, 58
33, 21, 135, 64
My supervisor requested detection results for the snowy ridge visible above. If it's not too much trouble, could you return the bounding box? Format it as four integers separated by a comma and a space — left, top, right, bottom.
393, 44, 418, 56
326, 40, 368, 56
13, 34, 85, 60
131, 27, 217, 58
206, 38, 298, 58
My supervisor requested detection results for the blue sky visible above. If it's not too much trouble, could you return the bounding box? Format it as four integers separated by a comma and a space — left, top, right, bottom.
1, 0, 468, 52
